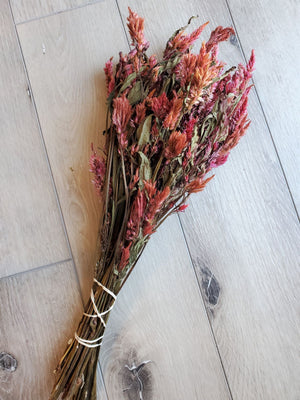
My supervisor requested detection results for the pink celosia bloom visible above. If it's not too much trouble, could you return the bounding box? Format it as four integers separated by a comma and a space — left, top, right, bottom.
112, 93, 132, 148
206, 26, 235, 53
104, 57, 115, 97
126, 189, 146, 240
89, 147, 106, 196
134, 100, 146, 124
143, 186, 170, 235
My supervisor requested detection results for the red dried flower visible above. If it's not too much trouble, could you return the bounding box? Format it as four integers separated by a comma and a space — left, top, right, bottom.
177, 204, 188, 212
151, 92, 171, 120
119, 242, 132, 271
165, 130, 187, 159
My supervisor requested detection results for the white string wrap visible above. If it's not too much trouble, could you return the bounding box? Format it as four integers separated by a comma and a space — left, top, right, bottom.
75, 278, 117, 348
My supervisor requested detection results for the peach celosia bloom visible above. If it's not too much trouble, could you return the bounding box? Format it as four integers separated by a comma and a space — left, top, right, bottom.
165, 130, 187, 159
163, 21, 209, 59
127, 7, 149, 52
163, 93, 184, 130
186, 175, 214, 193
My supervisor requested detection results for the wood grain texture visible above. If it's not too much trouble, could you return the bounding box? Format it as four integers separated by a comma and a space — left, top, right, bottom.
117, 1, 300, 399
100, 215, 231, 400
0, 0, 69, 278
227, 0, 300, 212
17, 1, 128, 300
0, 261, 83, 399
10, 0, 101, 24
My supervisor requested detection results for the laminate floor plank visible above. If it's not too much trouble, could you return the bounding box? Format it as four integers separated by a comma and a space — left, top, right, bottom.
226, 0, 300, 213
17, 1, 129, 300
0, 261, 83, 399
10, 0, 100, 24
0, 0, 69, 279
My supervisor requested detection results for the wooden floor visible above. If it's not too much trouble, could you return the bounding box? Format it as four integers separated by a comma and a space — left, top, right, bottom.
0, 0, 299, 399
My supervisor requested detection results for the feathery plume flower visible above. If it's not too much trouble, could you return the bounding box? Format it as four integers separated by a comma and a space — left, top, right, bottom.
127, 7, 150, 52
165, 130, 187, 159
112, 93, 132, 148
163, 93, 184, 130
104, 57, 115, 96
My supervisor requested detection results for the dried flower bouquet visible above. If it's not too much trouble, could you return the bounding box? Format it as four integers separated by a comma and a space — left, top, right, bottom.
50, 8, 254, 400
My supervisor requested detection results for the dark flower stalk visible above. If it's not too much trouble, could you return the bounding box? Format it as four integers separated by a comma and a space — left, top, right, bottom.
50, 7, 254, 399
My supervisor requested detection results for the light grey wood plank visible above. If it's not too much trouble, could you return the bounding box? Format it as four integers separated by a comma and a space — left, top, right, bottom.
100, 216, 231, 400
0, 0, 69, 278
96, 363, 109, 400
227, 0, 300, 212
117, 1, 300, 399
10, 0, 99, 24
0, 261, 83, 399
16, 1, 128, 301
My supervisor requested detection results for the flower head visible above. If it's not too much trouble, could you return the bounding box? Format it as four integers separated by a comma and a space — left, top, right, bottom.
89, 147, 106, 195
104, 57, 115, 97
164, 21, 209, 59
165, 130, 187, 159
112, 93, 132, 148
127, 7, 149, 52
186, 175, 214, 193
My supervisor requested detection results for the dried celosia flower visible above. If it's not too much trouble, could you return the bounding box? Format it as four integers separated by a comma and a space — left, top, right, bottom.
104, 57, 115, 96
112, 93, 132, 148
165, 130, 187, 159
127, 7, 150, 52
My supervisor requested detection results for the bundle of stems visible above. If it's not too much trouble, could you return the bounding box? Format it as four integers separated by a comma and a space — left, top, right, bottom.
50, 7, 254, 399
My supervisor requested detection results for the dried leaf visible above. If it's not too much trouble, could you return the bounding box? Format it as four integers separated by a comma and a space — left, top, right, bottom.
128, 81, 143, 105
137, 115, 152, 146
138, 152, 152, 181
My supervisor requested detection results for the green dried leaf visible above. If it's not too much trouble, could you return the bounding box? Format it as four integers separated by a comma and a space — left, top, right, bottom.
119, 67, 146, 93
128, 81, 143, 105
137, 115, 152, 146
138, 151, 152, 181
120, 72, 138, 92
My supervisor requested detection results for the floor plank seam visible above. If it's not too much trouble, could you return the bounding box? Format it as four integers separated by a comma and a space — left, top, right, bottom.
7, 0, 84, 307
0, 257, 72, 282
224, 0, 300, 223
13, 0, 105, 26
115, 0, 130, 48
177, 214, 234, 400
